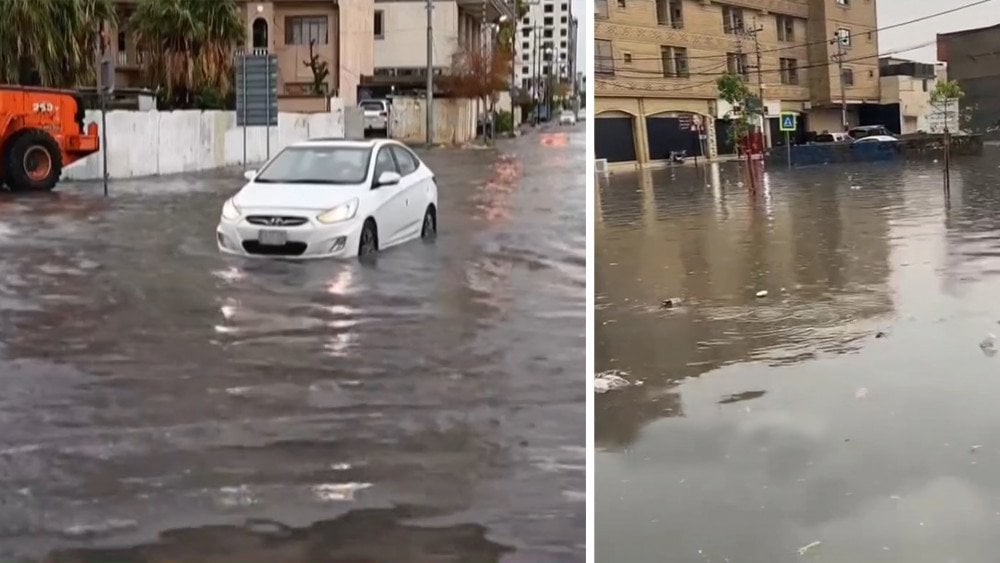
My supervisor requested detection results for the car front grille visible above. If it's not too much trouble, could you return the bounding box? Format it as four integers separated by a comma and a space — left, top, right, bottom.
246, 216, 308, 227
242, 241, 308, 256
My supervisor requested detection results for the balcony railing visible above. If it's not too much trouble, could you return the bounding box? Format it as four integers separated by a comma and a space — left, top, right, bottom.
252, 47, 269, 56
115, 50, 147, 68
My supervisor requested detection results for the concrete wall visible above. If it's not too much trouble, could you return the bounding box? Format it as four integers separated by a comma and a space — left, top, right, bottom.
376, 1, 460, 70
339, 0, 375, 104
939, 25, 1000, 137
63, 102, 348, 181
388, 96, 476, 145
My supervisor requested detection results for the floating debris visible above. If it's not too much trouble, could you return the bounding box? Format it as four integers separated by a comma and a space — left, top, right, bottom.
595, 370, 632, 394
981, 334, 997, 356
850, 185, 862, 190
855, 387, 869, 400
661, 298, 676, 309
875, 331, 888, 339
798, 540, 821, 556
718, 390, 766, 404
971, 444, 983, 453
756, 290, 769, 298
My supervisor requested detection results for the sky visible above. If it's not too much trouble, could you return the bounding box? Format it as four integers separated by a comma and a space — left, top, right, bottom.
877, 0, 1000, 63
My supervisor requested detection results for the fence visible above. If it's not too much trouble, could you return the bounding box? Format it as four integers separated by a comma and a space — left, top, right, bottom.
62, 100, 353, 181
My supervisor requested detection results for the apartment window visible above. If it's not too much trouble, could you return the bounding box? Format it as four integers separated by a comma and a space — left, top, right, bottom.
561, 16, 568, 23
723, 6, 744, 34
522, 28, 530, 37
842, 67, 854, 86
522, 67, 530, 75
656, 0, 684, 28
562, 3, 568, 9
596, 39, 614, 75
618, 0, 626, 7
522, 17, 529, 24
779, 58, 798, 84
522, 41, 529, 50
545, 3, 554, 12
623, 52, 632, 63
286, 16, 328, 45
776, 16, 794, 41
836, 28, 851, 46
836, 0, 849, 5
727, 52, 749, 78
560, 52, 567, 60
374, 11, 384, 39
596, 0, 609, 19
544, 17, 554, 26
522, 53, 530, 61
561, 28, 568, 36
544, 29, 553, 38
661, 46, 689, 78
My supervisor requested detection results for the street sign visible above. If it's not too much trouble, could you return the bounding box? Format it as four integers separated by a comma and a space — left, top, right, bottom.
926, 98, 960, 133
235, 54, 278, 127
779, 112, 797, 132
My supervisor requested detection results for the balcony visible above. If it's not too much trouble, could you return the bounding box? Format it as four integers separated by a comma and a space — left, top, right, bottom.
115, 50, 147, 69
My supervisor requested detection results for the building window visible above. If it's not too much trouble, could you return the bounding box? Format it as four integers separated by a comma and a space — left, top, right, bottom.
595, 0, 609, 19
562, 3, 568, 9
544, 16, 554, 26
623, 52, 632, 63
596, 39, 614, 75
545, 3, 554, 12
723, 6, 744, 34
661, 46, 689, 78
842, 67, 854, 86
286, 16, 328, 45
374, 10, 384, 39
522, 28, 530, 37
561, 28, 567, 36
522, 53, 529, 61
776, 16, 794, 41
522, 66, 530, 75
522, 41, 529, 50
923, 79, 928, 92
544, 29, 553, 38
780, 58, 798, 84
618, 0, 626, 7
836, 0, 849, 5
522, 16, 530, 24
836, 28, 851, 46
727, 52, 749, 78
656, 0, 684, 28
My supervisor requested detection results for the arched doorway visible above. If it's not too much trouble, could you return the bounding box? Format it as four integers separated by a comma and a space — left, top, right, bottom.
645, 111, 704, 161
595, 111, 637, 163
252, 18, 268, 52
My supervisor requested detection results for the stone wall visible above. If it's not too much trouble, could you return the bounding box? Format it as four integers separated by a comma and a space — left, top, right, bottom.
62, 101, 351, 181
388, 96, 476, 145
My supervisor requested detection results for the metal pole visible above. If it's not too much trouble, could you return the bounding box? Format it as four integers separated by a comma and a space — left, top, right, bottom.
426, 0, 434, 146
95, 27, 108, 197
533, 26, 540, 125
836, 33, 847, 131
751, 25, 766, 148
265, 54, 271, 159
785, 130, 791, 168
241, 54, 247, 169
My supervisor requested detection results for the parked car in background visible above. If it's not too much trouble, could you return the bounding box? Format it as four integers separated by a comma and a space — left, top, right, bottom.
848, 125, 893, 140
360, 99, 390, 135
853, 134, 900, 143
814, 132, 850, 143
559, 110, 577, 126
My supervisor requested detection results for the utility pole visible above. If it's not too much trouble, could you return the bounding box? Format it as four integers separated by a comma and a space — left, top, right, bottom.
833, 31, 847, 132
425, 0, 434, 146
533, 25, 540, 125
745, 23, 766, 148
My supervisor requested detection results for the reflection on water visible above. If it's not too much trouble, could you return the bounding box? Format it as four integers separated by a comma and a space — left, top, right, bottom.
0, 134, 584, 562
597, 153, 1000, 561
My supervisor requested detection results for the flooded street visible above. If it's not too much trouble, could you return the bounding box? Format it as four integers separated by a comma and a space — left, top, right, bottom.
596, 150, 1000, 562
0, 128, 584, 562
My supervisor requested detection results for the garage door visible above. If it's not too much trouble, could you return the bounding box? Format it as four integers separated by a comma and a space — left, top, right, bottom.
646, 115, 702, 160
595, 115, 636, 163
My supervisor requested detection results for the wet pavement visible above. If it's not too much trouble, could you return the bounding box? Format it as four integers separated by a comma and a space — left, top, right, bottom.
596, 151, 1000, 562
0, 127, 584, 562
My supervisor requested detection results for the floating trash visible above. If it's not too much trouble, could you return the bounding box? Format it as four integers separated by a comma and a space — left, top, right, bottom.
595, 370, 632, 394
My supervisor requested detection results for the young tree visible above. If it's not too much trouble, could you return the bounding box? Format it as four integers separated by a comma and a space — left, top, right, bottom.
302, 39, 330, 96
716, 72, 761, 142
440, 46, 512, 140
929, 79, 965, 133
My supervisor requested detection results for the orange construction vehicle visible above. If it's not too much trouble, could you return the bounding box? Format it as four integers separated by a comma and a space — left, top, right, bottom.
0, 86, 100, 191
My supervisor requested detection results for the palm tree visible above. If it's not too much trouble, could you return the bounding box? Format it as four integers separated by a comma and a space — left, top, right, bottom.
0, 0, 116, 87
130, 0, 244, 108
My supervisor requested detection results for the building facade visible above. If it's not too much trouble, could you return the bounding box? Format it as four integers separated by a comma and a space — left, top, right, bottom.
516, 0, 576, 94
938, 23, 1000, 138
363, 0, 514, 97
878, 57, 943, 135
595, 0, 879, 165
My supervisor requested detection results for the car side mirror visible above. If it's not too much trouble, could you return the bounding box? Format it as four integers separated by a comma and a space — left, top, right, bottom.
375, 171, 401, 187
244, 170, 257, 181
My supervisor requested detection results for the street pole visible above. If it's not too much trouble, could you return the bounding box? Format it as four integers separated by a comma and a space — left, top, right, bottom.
95, 26, 109, 197
533, 26, 540, 125
426, 0, 434, 146
747, 24, 766, 149
835, 32, 847, 132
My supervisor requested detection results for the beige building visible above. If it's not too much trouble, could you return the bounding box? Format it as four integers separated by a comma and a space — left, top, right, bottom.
879, 57, 944, 135
595, 0, 879, 165
106, 0, 374, 110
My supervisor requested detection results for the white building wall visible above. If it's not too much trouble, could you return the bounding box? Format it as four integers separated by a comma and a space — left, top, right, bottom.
516, 0, 573, 90
374, 1, 461, 70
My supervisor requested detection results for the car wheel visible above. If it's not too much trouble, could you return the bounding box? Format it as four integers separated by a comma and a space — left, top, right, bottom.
358, 219, 378, 258
421, 205, 437, 240
3, 129, 63, 191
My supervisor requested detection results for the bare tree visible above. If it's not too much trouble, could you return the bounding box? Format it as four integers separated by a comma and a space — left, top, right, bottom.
440, 45, 512, 141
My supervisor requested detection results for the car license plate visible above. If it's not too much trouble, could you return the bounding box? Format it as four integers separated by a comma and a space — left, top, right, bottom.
258, 229, 287, 246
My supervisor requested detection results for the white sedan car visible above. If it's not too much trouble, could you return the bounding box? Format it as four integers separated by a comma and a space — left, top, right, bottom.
559, 110, 577, 125
853, 134, 899, 143
217, 139, 438, 259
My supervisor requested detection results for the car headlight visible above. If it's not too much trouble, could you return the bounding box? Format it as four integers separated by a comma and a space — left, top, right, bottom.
316, 198, 359, 224
222, 198, 242, 220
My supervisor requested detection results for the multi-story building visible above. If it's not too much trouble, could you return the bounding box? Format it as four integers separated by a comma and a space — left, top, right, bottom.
516, 0, 576, 97
362, 0, 514, 98
938, 23, 1000, 138
594, 0, 879, 165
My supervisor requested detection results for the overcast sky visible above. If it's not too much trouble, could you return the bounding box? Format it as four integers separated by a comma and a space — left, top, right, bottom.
878, 0, 1000, 63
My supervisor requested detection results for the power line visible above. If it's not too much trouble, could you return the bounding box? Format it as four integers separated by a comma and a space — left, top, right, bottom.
594, 0, 995, 63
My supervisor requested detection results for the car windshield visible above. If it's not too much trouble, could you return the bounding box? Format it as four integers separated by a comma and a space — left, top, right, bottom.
360, 102, 384, 111
254, 146, 372, 184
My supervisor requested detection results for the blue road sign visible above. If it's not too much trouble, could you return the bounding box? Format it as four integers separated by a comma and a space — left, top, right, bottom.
780, 112, 796, 132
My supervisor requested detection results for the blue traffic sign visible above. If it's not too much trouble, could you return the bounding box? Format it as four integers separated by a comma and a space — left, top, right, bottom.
779, 112, 797, 132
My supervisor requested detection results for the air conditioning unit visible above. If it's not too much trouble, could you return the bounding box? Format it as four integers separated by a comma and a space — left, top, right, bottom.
595, 158, 609, 174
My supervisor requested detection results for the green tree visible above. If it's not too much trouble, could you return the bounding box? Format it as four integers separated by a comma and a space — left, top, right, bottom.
0, 0, 117, 87
716, 72, 760, 141
929, 79, 966, 132
130, 0, 244, 109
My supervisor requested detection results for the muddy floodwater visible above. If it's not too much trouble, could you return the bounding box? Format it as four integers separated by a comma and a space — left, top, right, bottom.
597, 151, 1000, 562
0, 129, 584, 562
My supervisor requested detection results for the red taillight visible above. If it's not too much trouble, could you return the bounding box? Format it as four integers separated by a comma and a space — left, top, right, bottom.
379, 111, 387, 117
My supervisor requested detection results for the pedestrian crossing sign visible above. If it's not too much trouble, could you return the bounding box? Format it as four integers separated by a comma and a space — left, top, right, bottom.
780, 112, 796, 132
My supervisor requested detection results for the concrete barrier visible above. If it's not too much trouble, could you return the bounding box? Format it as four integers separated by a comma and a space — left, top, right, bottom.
62, 106, 348, 181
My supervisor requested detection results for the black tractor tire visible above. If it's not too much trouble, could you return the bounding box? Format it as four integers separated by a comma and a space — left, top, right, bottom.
358, 219, 379, 258
3, 129, 63, 192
